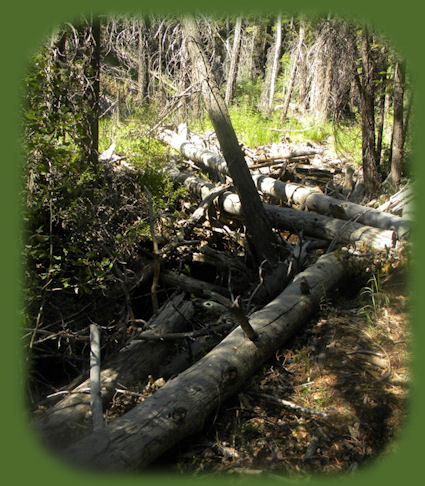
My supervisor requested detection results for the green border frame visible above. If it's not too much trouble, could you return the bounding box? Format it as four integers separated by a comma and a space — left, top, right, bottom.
2, 1, 423, 485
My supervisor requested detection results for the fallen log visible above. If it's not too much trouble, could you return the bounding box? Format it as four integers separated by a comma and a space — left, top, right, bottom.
158, 129, 409, 239
33, 293, 194, 449
193, 244, 252, 275
252, 175, 409, 239
62, 251, 346, 470
159, 129, 229, 175
378, 182, 413, 217
167, 166, 396, 251
248, 149, 322, 167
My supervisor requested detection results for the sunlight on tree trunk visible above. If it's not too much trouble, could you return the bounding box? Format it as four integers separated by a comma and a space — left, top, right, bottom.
388, 60, 405, 188
182, 16, 280, 264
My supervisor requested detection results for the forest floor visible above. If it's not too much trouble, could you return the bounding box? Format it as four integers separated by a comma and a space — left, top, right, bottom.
148, 261, 410, 478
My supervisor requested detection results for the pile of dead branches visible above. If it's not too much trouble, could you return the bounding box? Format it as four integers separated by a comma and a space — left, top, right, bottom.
32, 127, 410, 472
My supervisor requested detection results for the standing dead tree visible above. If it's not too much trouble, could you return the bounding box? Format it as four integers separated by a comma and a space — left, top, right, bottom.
224, 17, 243, 106
182, 17, 284, 265
281, 20, 305, 121
259, 14, 282, 116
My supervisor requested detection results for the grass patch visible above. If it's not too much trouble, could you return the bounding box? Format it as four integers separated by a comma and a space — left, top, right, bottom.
99, 116, 187, 218
189, 101, 363, 161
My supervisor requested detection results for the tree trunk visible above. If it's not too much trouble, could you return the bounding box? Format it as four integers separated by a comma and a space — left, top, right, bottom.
137, 18, 148, 102
259, 16, 282, 116
376, 68, 387, 165
319, 56, 333, 121
62, 252, 346, 471
225, 17, 243, 106
167, 166, 397, 251
246, 23, 258, 80
268, 14, 282, 114
252, 175, 408, 239
402, 84, 412, 150
388, 60, 405, 188
182, 17, 281, 265
355, 29, 381, 194
89, 16, 100, 167
89, 323, 104, 431
281, 21, 305, 121
376, 91, 386, 165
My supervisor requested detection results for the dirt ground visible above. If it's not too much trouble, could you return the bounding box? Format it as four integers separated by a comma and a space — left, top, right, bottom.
146, 258, 410, 478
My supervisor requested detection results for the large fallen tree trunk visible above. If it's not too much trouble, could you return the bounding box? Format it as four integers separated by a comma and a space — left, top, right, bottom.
33, 293, 194, 449
167, 166, 396, 251
158, 129, 409, 239
252, 175, 409, 239
63, 251, 346, 470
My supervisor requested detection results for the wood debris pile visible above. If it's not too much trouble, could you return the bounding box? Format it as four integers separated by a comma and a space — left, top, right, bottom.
32, 125, 410, 472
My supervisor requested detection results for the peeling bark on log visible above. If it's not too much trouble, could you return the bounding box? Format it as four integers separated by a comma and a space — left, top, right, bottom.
158, 129, 408, 239
62, 251, 346, 471
264, 203, 395, 251
167, 166, 396, 251
33, 294, 194, 449
252, 175, 409, 239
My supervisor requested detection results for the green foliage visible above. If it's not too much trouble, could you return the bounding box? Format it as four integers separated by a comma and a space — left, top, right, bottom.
331, 120, 363, 166
360, 272, 389, 325
229, 106, 282, 147
23, 40, 104, 309
22, 32, 186, 375
99, 116, 186, 214
278, 114, 332, 145
233, 78, 263, 108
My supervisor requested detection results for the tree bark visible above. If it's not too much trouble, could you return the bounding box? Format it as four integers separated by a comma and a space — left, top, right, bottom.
167, 166, 397, 251
281, 21, 305, 121
137, 18, 148, 102
268, 14, 282, 114
259, 16, 282, 116
252, 175, 408, 239
225, 17, 243, 106
62, 251, 346, 471
182, 17, 281, 264
88, 16, 100, 167
354, 29, 381, 194
89, 323, 104, 431
388, 60, 405, 188
246, 23, 259, 80
319, 56, 333, 121
376, 68, 388, 165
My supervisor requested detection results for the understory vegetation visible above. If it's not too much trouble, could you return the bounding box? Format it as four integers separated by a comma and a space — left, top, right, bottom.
22, 13, 411, 476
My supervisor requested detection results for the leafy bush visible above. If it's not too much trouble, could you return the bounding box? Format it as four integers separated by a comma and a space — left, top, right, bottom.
22, 38, 187, 398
